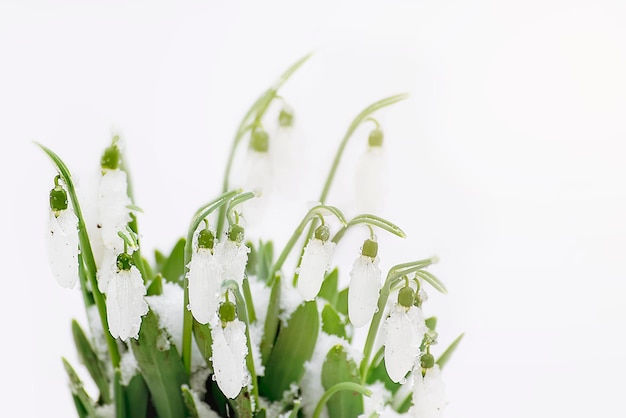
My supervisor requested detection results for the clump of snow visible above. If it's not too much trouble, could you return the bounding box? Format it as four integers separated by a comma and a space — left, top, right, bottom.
246, 275, 271, 325
190, 366, 212, 398
145, 282, 205, 371
119, 349, 139, 385
278, 275, 304, 325
86, 305, 109, 365
248, 322, 265, 376
94, 403, 115, 418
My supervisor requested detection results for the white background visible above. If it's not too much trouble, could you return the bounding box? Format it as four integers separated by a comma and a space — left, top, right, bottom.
2, 0, 626, 416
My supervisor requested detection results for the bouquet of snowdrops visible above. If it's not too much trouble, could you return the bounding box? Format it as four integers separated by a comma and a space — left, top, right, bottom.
39, 54, 462, 418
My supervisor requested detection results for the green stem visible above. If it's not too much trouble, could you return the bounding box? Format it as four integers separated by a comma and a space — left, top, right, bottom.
312, 382, 372, 418
37, 142, 121, 368
359, 257, 438, 381
216, 53, 313, 237
300, 94, 409, 264
182, 190, 239, 374
331, 214, 406, 244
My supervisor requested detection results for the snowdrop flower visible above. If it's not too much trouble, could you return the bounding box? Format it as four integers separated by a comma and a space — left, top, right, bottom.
214, 224, 250, 287
105, 252, 148, 341
210, 301, 249, 399
239, 128, 273, 225
410, 363, 446, 418
384, 285, 428, 383
355, 128, 388, 214
188, 228, 223, 324
46, 179, 79, 288
270, 106, 305, 197
97, 141, 132, 252
348, 238, 382, 327
296, 225, 336, 301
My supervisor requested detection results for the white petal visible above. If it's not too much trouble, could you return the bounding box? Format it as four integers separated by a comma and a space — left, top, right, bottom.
105, 266, 148, 341
46, 210, 79, 288
348, 256, 382, 327
384, 305, 427, 383
296, 238, 336, 301
214, 240, 250, 286
210, 319, 249, 399
355, 147, 388, 214
97, 169, 131, 251
411, 365, 446, 418
239, 150, 273, 225
188, 249, 223, 324
96, 249, 117, 293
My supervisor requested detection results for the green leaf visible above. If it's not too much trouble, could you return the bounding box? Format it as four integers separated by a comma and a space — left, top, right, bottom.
336, 287, 349, 317
130, 310, 189, 418
182, 385, 200, 418
321, 345, 364, 418
260, 301, 319, 401
146, 273, 163, 296
318, 268, 339, 306
125, 374, 149, 418
246, 241, 258, 277
71, 319, 111, 403
193, 320, 213, 365
114, 369, 127, 418
260, 275, 281, 364
436, 332, 464, 370
62, 357, 97, 417
259, 241, 274, 283
228, 389, 253, 418
425, 316, 437, 331
154, 249, 167, 273
161, 237, 186, 284
70, 394, 89, 418
254, 409, 267, 418
321, 304, 347, 339
242, 277, 257, 323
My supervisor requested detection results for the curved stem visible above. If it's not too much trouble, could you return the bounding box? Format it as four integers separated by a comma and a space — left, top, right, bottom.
36, 142, 121, 368
182, 190, 239, 374
312, 382, 372, 418
331, 213, 406, 244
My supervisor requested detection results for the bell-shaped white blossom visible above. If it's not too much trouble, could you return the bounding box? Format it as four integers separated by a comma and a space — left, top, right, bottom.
355, 146, 388, 214
239, 149, 273, 225
348, 255, 382, 327
384, 304, 428, 383
410, 365, 446, 418
96, 248, 118, 293
105, 265, 148, 341
188, 248, 223, 324
97, 169, 131, 251
46, 209, 79, 288
214, 239, 250, 286
296, 238, 336, 301
210, 318, 249, 399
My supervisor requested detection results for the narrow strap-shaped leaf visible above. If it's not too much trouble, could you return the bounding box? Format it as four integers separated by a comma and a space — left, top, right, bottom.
181, 385, 200, 418
161, 237, 186, 284
259, 301, 319, 401
130, 310, 189, 418
125, 374, 149, 418
321, 345, 364, 418
436, 332, 465, 369
321, 304, 347, 339
192, 320, 213, 364
62, 357, 97, 417
71, 319, 111, 403
318, 268, 339, 306
114, 369, 127, 418
260, 274, 281, 364
425, 316, 437, 331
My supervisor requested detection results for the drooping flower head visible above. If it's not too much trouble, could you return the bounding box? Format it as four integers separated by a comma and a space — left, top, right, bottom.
214, 224, 250, 287
46, 176, 79, 288
410, 362, 446, 418
239, 128, 273, 225
210, 299, 249, 399
296, 224, 336, 301
97, 138, 132, 252
348, 238, 383, 327
384, 283, 428, 383
105, 252, 148, 341
355, 127, 388, 214
188, 227, 223, 324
